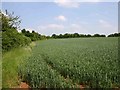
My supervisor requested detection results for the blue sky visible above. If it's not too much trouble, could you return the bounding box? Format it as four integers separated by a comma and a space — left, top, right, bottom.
2, 1, 118, 36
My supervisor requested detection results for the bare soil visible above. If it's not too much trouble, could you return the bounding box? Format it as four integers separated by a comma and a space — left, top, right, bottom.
19, 82, 30, 88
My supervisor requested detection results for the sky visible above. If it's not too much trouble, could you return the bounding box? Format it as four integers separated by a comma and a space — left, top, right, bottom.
2, 0, 118, 36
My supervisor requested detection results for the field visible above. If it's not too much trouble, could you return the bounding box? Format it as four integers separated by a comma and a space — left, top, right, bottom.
18, 37, 119, 88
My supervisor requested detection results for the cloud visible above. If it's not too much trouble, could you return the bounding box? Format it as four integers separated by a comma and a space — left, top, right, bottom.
82, 0, 101, 2
55, 15, 67, 21
38, 24, 64, 30
54, 0, 80, 8
99, 19, 112, 28
60, 23, 88, 34
98, 19, 117, 34
71, 24, 81, 28
54, 0, 103, 8
37, 23, 89, 35
70, 24, 87, 33
54, 0, 102, 8
2, 0, 119, 2
37, 24, 64, 35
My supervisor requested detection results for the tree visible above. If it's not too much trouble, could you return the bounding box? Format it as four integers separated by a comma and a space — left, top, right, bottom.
100, 35, 106, 37
86, 34, 91, 37
52, 34, 57, 38
2, 10, 31, 52
1, 10, 21, 31
93, 34, 100, 37
21, 29, 47, 41
73, 33, 79, 37
21, 29, 26, 34
63, 33, 69, 38
108, 33, 120, 37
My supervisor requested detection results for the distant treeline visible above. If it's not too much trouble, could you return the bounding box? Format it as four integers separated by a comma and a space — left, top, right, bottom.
51, 33, 106, 39
50, 33, 120, 39
21, 29, 46, 41
1, 10, 120, 52
108, 33, 120, 37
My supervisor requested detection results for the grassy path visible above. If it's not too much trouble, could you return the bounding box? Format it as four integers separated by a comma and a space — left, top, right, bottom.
2, 42, 36, 88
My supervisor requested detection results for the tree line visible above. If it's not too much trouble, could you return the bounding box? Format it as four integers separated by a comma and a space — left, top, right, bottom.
51, 33, 120, 39
21, 29, 46, 41
108, 33, 120, 37
51, 33, 106, 39
1, 10, 120, 52
1, 10, 46, 52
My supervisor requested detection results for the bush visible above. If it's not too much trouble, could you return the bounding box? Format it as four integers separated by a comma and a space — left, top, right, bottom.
2, 11, 31, 52
2, 28, 31, 52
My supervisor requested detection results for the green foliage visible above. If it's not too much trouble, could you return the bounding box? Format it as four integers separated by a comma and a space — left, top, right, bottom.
108, 33, 120, 37
19, 37, 119, 88
1, 10, 21, 31
2, 45, 32, 88
21, 29, 46, 41
1, 10, 31, 52
51, 33, 106, 39
2, 28, 31, 51
19, 43, 76, 88
93, 34, 106, 37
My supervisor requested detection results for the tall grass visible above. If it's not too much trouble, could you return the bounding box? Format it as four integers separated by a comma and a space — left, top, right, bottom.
2, 42, 36, 88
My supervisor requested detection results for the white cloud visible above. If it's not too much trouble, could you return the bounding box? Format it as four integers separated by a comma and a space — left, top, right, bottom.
38, 24, 64, 30
54, 0, 103, 8
60, 23, 88, 34
70, 24, 86, 32
82, 0, 100, 2
2, 0, 119, 2
98, 19, 117, 34
37, 23, 89, 35
36, 20, 117, 36
37, 24, 65, 35
55, 15, 67, 21
71, 24, 81, 28
99, 19, 112, 28
54, 0, 80, 8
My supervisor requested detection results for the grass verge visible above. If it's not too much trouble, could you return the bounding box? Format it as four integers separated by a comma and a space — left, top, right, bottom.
2, 42, 36, 88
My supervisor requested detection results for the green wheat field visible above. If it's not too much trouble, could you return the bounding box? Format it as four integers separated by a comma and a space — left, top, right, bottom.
17, 37, 119, 88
